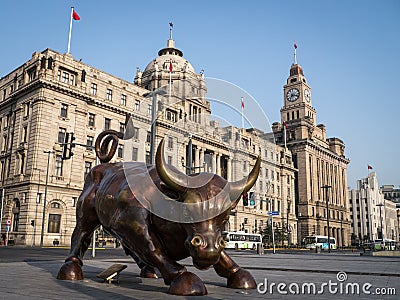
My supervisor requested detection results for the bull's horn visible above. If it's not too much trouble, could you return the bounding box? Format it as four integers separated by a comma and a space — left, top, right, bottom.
156, 138, 188, 193
229, 156, 261, 201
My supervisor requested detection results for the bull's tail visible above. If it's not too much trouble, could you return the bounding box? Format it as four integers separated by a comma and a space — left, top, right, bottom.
95, 130, 124, 163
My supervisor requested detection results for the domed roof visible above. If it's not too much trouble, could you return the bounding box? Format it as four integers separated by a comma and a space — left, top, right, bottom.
143, 38, 196, 74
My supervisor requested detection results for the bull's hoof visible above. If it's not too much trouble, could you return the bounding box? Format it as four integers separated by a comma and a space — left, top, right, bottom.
227, 268, 256, 289
140, 265, 159, 279
168, 272, 207, 296
57, 261, 84, 280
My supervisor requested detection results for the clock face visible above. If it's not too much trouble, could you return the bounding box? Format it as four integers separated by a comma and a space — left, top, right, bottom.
304, 89, 311, 102
286, 88, 300, 102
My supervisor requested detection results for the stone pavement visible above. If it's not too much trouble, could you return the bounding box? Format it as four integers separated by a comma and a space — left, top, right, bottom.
0, 250, 399, 299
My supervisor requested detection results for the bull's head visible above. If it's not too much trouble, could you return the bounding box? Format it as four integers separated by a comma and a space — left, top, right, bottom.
156, 138, 260, 269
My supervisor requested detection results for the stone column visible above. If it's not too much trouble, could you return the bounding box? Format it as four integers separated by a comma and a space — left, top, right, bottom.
216, 153, 221, 176
194, 147, 200, 171
212, 153, 217, 174
199, 148, 205, 171
227, 156, 231, 181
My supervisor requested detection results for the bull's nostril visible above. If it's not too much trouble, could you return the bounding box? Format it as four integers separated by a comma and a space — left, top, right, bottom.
218, 237, 226, 248
191, 236, 203, 247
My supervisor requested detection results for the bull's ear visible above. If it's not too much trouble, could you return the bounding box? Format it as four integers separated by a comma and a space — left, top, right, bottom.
229, 156, 261, 204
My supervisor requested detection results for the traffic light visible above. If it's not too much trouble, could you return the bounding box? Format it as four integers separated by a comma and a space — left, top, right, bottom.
62, 132, 76, 160
242, 193, 249, 206
30, 220, 35, 226
249, 192, 255, 206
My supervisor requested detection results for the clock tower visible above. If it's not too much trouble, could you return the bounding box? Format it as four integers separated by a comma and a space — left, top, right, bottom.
280, 63, 317, 142
273, 45, 351, 247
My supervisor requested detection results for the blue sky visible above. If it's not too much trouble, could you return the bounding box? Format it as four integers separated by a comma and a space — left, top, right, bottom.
1, 0, 399, 188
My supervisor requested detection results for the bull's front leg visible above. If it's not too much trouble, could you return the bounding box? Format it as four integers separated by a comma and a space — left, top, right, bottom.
213, 250, 256, 289
57, 185, 99, 280
120, 222, 207, 296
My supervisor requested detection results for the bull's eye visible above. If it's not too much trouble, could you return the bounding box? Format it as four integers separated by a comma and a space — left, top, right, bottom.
191, 235, 204, 247
217, 237, 226, 248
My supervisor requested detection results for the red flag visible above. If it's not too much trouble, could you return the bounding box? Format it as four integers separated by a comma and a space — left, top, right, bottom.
294, 41, 297, 49
283, 121, 288, 129
368, 165, 373, 170
169, 60, 173, 72
72, 9, 80, 21
241, 97, 244, 109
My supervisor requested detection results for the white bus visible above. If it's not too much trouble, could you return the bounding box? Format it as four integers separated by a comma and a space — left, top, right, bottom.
222, 231, 262, 250
304, 235, 337, 250
373, 238, 397, 251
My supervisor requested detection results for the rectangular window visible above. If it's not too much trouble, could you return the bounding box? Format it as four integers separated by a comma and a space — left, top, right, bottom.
135, 100, 140, 111
90, 83, 97, 95
168, 137, 173, 149
121, 94, 127, 106
106, 88, 113, 100
117, 144, 124, 158
24, 102, 30, 117
58, 128, 66, 143
86, 136, 94, 150
145, 151, 150, 164
60, 103, 68, 118
84, 161, 92, 179
70, 74, 75, 85
88, 113, 95, 127
120, 122, 125, 134
62, 71, 69, 83
132, 147, 138, 161
72, 197, 77, 207
133, 127, 139, 139
19, 153, 25, 174
55, 155, 63, 176
22, 126, 28, 143
168, 156, 172, 165
147, 104, 152, 115
146, 131, 151, 143
28, 68, 36, 82
104, 118, 111, 130
48, 214, 61, 233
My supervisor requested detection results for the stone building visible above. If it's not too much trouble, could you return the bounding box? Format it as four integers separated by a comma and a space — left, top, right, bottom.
349, 172, 399, 243
0, 33, 297, 246
272, 60, 351, 247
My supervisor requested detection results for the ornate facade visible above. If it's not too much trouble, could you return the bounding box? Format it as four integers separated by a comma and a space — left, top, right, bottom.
272, 62, 351, 246
349, 173, 399, 243
0, 34, 297, 246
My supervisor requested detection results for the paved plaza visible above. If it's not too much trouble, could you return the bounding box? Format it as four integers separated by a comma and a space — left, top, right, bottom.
0, 247, 399, 299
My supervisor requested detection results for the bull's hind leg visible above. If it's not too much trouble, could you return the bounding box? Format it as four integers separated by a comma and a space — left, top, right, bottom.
213, 250, 256, 289
57, 186, 99, 280
122, 245, 160, 278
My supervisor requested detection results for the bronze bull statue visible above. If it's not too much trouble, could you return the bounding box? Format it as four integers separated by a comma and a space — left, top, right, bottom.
57, 130, 261, 296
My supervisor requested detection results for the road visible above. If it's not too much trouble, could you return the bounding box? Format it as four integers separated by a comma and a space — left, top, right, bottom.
0, 246, 399, 299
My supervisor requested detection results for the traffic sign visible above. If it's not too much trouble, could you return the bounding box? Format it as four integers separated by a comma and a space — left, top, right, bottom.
6, 225, 10, 232
6, 219, 11, 225
268, 211, 279, 216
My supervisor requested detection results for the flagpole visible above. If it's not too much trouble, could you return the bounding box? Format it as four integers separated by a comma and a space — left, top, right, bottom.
169, 60, 172, 101
241, 97, 244, 129
294, 41, 297, 64
67, 7, 74, 54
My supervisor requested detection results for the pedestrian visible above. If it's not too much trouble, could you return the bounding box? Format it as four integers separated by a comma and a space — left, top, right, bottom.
1, 233, 6, 246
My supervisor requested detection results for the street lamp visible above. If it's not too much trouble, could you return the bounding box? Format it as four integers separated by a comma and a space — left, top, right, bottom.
40, 150, 54, 247
322, 185, 332, 252
143, 86, 167, 165
376, 202, 384, 240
